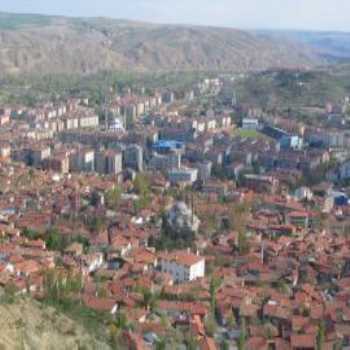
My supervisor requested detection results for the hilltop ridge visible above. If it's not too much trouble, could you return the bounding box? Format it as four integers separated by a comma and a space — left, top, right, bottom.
0, 12, 319, 76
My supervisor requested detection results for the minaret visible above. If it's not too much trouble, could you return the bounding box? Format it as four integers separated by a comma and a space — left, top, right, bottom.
261, 241, 265, 264
232, 90, 237, 107
191, 193, 194, 226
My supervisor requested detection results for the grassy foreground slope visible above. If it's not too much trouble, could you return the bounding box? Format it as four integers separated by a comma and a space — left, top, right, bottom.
0, 298, 111, 350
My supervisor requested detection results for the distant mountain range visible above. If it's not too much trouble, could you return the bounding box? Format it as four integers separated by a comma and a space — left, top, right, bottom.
0, 12, 348, 77
255, 30, 350, 63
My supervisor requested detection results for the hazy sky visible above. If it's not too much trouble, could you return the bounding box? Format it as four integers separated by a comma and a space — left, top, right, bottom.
1, 0, 350, 31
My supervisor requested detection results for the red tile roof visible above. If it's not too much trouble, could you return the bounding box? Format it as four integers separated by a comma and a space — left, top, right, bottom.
290, 334, 315, 349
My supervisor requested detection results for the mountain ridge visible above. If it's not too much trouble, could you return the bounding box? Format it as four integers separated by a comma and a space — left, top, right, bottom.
0, 12, 321, 76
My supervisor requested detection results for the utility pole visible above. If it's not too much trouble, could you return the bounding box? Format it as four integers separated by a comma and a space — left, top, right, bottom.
104, 93, 108, 131
191, 192, 194, 225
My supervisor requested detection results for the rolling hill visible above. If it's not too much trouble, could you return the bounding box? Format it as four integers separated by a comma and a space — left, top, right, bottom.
0, 12, 320, 76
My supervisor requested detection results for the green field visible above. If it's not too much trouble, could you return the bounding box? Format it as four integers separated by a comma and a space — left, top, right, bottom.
232, 128, 267, 139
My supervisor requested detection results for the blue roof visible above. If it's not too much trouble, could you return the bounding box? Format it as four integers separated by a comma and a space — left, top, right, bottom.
153, 140, 184, 150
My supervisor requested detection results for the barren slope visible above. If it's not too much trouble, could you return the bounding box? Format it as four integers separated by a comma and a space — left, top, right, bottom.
0, 12, 320, 76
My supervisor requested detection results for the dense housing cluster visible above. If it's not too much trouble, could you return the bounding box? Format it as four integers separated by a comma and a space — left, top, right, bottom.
1, 73, 350, 349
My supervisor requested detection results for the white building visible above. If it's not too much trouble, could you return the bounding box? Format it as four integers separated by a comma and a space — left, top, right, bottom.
78, 114, 99, 129
158, 251, 205, 283
242, 118, 259, 130
70, 149, 95, 172
64, 117, 79, 130
194, 161, 212, 182
109, 118, 125, 133
340, 160, 350, 180
294, 187, 313, 201
82, 252, 104, 274
149, 152, 181, 171
206, 118, 217, 131
168, 167, 198, 186
0, 143, 11, 159
95, 150, 123, 175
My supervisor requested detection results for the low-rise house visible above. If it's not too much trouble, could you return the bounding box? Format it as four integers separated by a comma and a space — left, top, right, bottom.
158, 251, 205, 283
0, 224, 20, 238
15, 259, 41, 277
201, 181, 228, 197
244, 174, 279, 194
111, 235, 132, 257
157, 300, 209, 318
64, 242, 84, 256
130, 248, 157, 271
81, 253, 104, 274
83, 295, 118, 314
290, 334, 315, 350
286, 211, 309, 230
0, 113, 10, 126
0, 143, 11, 161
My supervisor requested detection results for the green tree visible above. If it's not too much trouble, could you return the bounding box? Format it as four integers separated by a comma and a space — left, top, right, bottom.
114, 312, 129, 330
317, 321, 326, 350
43, 269, 82, 303
229, 203, 250, 233
134, 174, 150, 197
22, 228, 40, 240
228, 203, 251, 255
227, 314, 236, 329
238, 317, 247, 350
2, 282, 17, 304
73, 235, 90, 254
105, 187, 122, 210
155, 337, 167, 350
45, 228, 66, 252
185, 334, 199, 350
87, 216, 105, 233
221, 340, 230, 350
209, 276, 222, 312
205, 314, 218, 337
141, 289, 158, 311
133, 174, 151, 213
238, 231, 250, 255
109, 312, 134, 348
